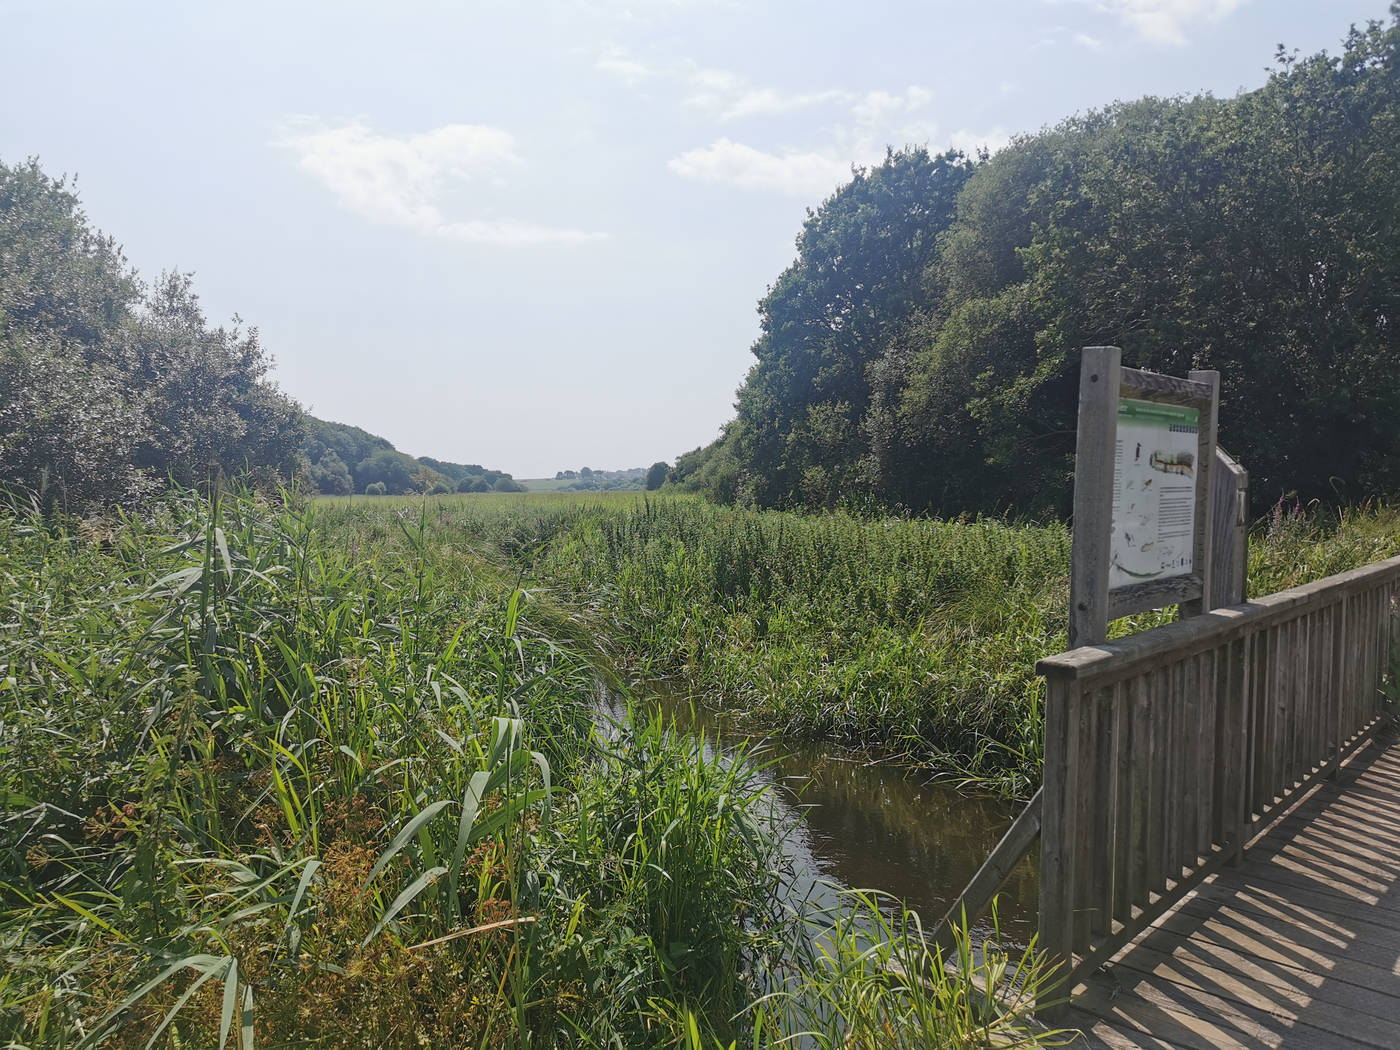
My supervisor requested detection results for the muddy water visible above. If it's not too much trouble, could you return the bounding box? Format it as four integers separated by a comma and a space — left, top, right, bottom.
607, 683, 1040, 948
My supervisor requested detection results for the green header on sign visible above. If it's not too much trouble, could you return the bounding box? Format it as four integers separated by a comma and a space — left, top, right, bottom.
1117, 398, 1199, 429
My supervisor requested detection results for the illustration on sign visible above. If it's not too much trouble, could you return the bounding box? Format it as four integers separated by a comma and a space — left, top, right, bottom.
1110, 398, 1199, 589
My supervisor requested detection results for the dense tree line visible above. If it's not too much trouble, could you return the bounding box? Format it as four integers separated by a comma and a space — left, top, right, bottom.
0, 157, 521, 506
303, 418, 521, 495
679, 11, 1400, 517
0, 159, 303, 509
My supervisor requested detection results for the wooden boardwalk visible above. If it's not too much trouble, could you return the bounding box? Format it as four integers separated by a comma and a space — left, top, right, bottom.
1067, 734, 1400, 1049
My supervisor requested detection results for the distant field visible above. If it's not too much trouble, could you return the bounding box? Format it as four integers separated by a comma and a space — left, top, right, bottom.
518, 476, 574, 491
313, 488, 657, 508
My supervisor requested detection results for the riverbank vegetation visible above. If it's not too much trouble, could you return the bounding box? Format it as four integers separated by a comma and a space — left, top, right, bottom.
312, 493, 1400, 798
1, 489, 1073, 1048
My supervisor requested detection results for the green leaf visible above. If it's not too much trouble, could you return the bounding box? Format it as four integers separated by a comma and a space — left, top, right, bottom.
362, 799, 453, 891
362, 865, 448, 946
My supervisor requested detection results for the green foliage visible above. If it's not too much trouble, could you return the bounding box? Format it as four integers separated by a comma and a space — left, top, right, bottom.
645, 462, 670, 491
363, 480, 388, 495
774, 895, 1074, 1049
0, 159, 304, 509
0, 491, 790, 1048
696, 13, 1400, 517
302, 418, 515, 496
309, 448, 353, 495
725, 147, 974, 509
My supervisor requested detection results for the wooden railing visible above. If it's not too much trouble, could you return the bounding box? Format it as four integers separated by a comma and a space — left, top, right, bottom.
1036, 555, 1399, 1012
931, 554, 1399, 1018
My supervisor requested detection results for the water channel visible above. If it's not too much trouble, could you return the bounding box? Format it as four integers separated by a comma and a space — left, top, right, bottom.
602, 680, 1041, 949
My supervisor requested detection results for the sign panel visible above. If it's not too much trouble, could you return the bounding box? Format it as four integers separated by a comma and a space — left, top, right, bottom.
1110, 398, 1199, 589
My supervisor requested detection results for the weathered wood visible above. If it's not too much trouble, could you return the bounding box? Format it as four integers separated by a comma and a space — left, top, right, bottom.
1070, 347, 1122, 649
928, 787, 1042, 951
1038, 556, 1400, 684
1066, 737, 1400, 1049
1118, 367, 1214, 402
1110, 680, 1133, 925
1180, 369, 1218, 620
1030, 554, 1400, 1023
1106, 575, 1203, 619
1038, 675, 1076, 1018
1090, 687, 1114, 942
1209, 447, 1248, 610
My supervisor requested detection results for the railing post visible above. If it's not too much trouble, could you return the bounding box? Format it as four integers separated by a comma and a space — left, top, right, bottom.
1069, 347, 1120, 649
1038, 674, 1077, 1020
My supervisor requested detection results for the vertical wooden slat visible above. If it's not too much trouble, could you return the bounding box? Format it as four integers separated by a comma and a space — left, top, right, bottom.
1089, 686, 1115, 942
1341, 594, 1355, 741
1288, 616, 1299, 789
1248, 625, 1263, 816
1165, 659, 1183, 882
1179, 654, 1200, 873
1147, 666, 1166, 894
1128, 673, 1152, 911
1110, 680, 1133, 925
1197, 647, 1217, 860
1266, 618, 1282, 797
1073, 688, 1100, 955
1212, 641, 1232, 845
1039, 676, 1076, 1013
1232, 633, 1253, 862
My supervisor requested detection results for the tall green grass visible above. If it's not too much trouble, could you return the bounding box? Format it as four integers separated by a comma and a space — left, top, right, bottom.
1, 490, 1066, 1048
329, 493, 1400, 796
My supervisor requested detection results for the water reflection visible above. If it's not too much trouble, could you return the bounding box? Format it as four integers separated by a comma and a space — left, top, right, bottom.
603, 681, 1039, 948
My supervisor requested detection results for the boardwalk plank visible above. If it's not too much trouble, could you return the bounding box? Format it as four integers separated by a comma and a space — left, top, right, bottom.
1065, 737, 1400, 1050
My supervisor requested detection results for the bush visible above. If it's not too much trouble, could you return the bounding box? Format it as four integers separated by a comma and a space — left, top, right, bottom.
365, 481, 387, 495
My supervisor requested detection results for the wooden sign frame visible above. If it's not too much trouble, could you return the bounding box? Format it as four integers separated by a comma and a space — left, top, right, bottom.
1069, 346, 1220, 649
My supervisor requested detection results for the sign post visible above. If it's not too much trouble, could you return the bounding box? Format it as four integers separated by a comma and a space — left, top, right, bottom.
1069, 346, 1220, 649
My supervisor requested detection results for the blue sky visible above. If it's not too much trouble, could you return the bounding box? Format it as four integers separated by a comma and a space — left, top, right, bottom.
3, 0, 1392, 476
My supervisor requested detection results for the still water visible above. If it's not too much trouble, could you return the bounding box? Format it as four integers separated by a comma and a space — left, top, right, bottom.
602, 681, 1040, 948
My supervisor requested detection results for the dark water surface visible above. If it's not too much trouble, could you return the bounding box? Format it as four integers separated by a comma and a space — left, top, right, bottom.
605, 682, 1040, 948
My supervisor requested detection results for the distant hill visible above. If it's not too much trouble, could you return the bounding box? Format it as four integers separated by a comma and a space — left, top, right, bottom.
303, 417, 522, 495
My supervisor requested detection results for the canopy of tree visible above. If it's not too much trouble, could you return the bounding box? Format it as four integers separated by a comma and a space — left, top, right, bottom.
681, 12, 1400, 517
303, 417, 518, 495
0, 159, 304, 509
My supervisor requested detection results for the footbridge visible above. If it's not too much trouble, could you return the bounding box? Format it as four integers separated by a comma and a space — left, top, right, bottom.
938, 554, 1400, 1048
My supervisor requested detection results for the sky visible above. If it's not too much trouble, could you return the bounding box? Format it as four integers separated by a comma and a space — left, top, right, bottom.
2, 0, 1393, 477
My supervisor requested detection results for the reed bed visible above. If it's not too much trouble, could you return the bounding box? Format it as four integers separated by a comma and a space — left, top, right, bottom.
325, 494, 1400, 796
1, 490, 1063, 1048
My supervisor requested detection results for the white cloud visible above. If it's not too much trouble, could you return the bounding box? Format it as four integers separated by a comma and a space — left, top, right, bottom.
1051, 0, 1248, 45
279, 120, 605, 246
597, 48, 858, 122
598, 49, 983, 197
595, 46, 659, 85
668, 139, 852, 197
1074, 31, 1104, 50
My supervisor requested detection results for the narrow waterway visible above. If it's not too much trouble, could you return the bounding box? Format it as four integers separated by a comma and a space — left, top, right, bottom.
602, 681, 1040, 948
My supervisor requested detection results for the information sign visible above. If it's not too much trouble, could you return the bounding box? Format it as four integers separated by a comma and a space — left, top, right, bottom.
1110, 399, 1199, 589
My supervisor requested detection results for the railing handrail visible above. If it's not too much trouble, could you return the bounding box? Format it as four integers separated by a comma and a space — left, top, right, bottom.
1038, 554, 1400, 685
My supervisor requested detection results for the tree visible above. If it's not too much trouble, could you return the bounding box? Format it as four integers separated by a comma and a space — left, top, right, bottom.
645, 461, 669, 490
365, 481, 387, 495
726, 147, 975, 508
355, 449, 415, 494
310, 450, 352, 494
0, 159, 304, 508
688, 10, 1400, 516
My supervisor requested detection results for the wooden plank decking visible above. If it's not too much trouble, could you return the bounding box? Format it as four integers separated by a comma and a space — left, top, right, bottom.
1066, 734, 1400, 1049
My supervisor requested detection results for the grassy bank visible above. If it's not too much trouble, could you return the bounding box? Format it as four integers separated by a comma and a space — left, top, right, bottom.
316, 494, 1400, 796
1, 491, 1063, 1048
